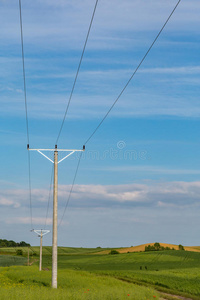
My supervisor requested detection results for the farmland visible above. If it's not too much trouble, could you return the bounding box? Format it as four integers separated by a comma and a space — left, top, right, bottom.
0, 245, 200, 299
0, 265, 159, 300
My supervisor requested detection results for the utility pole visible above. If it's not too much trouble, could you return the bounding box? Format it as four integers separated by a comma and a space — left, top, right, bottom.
40, 231, 43, 271
28, 144, 85, 288
32, 229, 50, 271
52, 148, 58, 287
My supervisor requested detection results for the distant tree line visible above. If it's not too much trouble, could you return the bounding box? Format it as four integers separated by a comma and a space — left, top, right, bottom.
145, 243, 184, 252
0, 239, 30, 248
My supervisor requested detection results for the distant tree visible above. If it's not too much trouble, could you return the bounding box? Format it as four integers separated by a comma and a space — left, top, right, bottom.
7, 240, 17, 247
178, 244, 185, 251
145, 243, 173, 252
19, 241, 30, 247
0, 239, 9, 247
110, 249, 119, 255
16, 249, 23, 256
0, 241, 7, 247
154, 243, 161, 251
0, 239, 30, 248
145, 245, 155, 251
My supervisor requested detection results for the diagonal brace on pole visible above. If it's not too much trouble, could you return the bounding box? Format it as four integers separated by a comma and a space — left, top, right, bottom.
57, 151, 75, 164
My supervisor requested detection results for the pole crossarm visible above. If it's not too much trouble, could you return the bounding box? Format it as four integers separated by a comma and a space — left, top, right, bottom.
27, 145, 85, 164
32, 229, 50, 237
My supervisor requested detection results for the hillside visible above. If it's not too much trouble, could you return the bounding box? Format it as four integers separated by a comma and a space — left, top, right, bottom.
97, 243, 200, 254
1, 243, 200, 257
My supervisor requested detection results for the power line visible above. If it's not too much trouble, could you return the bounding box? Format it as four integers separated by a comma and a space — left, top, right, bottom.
19, 0, 33, 229
27, 151, 32, 229
44, 165, 54, 230
55, 0, 99, 228
84, 0, 182, 146
56, 0, 99, 145
58, 0, 182, 226
19, 0, 29, 145
58, 152, 83, 229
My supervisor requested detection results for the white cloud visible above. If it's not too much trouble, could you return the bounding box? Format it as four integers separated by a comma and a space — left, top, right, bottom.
0, 197, 17, 207
140, 66, 200, 75
1, 180, 200, 211
1, 180, 200, 246
102, 165, 200, 175
1, 0, 199, 47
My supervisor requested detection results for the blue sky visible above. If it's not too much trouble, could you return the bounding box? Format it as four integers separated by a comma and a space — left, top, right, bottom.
0, 0, 200, 247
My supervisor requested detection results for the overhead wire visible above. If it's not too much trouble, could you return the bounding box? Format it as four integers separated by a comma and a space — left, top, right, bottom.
55, 0, 99, 145
18, 0, 182, 230
44, 165, 54, 230
19, 0, 98, 231
19, 0, 33, 229
84, 0, 182, 146
57, 0, 182, 228
55, 0, 99, 226
19, 0, 99, 231
58, 152, 83, 229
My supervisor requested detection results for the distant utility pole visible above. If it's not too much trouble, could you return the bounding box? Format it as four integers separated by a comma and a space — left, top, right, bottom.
28, 144, 85, 288
32, 229, 50, 271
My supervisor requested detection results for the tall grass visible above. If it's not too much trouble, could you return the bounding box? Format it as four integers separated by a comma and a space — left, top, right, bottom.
0, 266, 159, 300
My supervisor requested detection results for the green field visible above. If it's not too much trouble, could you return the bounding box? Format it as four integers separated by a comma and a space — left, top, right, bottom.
53, 250, 200, 298
0, 255, 27, 267
0, 247, 200, 299
0, 246, 108, 256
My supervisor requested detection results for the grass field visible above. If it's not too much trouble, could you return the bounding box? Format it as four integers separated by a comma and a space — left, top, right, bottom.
0, 255, 27, 267
0, 246, 109, 256
0, 245, 200, 299
0, 265, 159, 300
43, 248, 200, 298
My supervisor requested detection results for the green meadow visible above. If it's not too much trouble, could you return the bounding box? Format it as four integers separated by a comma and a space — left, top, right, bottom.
0, 265, 159, 300
0, 246, 200, 299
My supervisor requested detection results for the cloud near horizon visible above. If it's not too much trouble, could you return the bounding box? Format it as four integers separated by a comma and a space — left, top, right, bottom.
1, 179, 200, 247
1, 180, 200, 211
